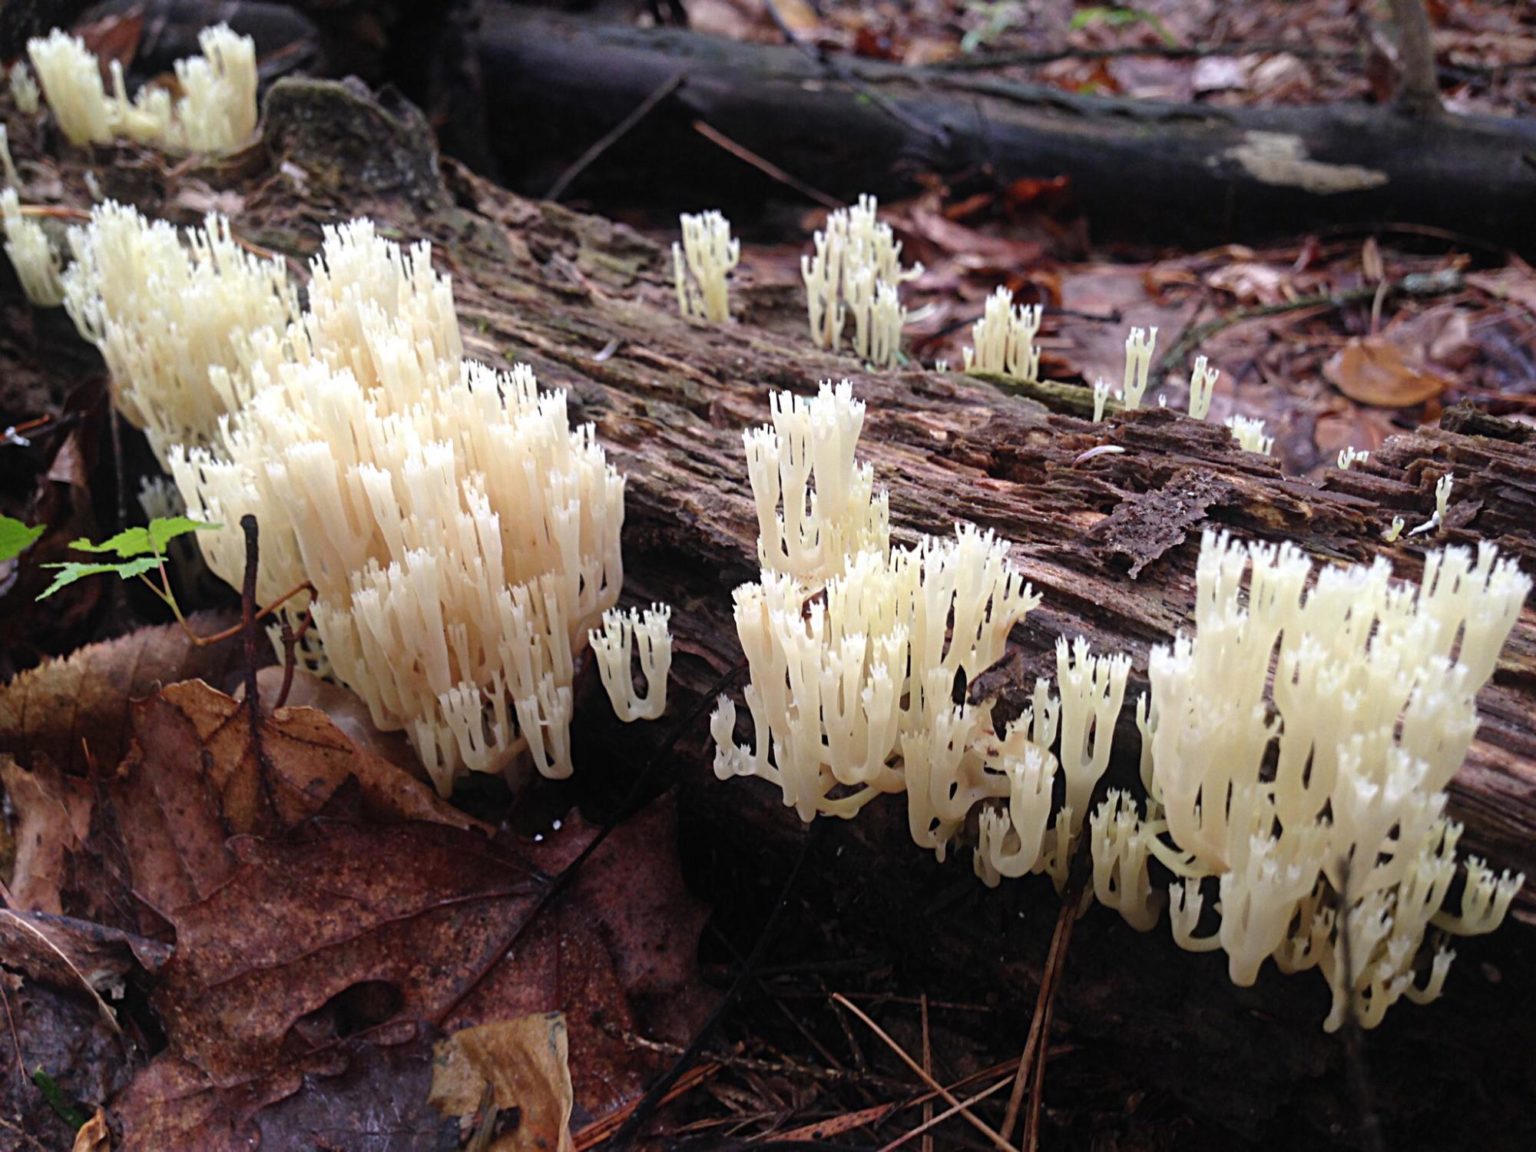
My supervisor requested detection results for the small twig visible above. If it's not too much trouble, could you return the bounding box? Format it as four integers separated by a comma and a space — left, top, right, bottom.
878, 1076, 1013, 1152
1000, 841, 1090, 1147
691, 120, 841, 210
547, 72, 686, 202
273, 609, 312, 709
831, 993, 1014, 1152
238, 516, 275, 815
762, 0, 948, 146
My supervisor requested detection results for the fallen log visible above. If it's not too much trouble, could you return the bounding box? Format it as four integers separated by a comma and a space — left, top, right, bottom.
483, 4, 1536, 256
5, 76, 1535, 1147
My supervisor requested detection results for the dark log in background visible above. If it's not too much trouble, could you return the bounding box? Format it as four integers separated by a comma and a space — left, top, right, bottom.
483, 5, 1536, 256
3, 11, 1536, 1145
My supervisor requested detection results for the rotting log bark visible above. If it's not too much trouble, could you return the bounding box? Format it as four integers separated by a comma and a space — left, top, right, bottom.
6, 78, 1536, 1148
481, 4, 1536, 256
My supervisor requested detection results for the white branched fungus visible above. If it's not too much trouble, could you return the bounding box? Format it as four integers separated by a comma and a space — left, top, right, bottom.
715, 525, 1042, 838
1187, 355, 1219, 420
1091, 528, 1529, 1030
1338, 445, 1369, 470
62, 201, 299, 465
1092, 378, 1111, 423
10, 63, 41, 115
718, 382, 1134, 879
590, 604, 672, 722
0, 126, 19, 189
28, 24, 256, 153
801, 195, 920, 367
27, 30, 113, 146
112, 217, 630, 797
975, 636, 1129, 888
1224, 413, 1273, 456
961, 286, 1042, 383
672, 210, 738, 324
743, 379, 889, 582
1118, 326, 1158, 410
1, 189, 64, 306
1409, 472, 1453, 537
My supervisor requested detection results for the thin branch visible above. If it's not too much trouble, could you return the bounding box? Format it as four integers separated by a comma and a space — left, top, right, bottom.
831, 993, 1014, 1152
547, 71, 687, 202
691, 120, 841, 210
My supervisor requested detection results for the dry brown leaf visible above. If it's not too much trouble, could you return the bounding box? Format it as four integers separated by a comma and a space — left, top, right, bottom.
1466, 263, 1536, 319
1205, 261, 1295, 305
136, 798, 706, 1121
104, 680, 487, 925
110, 1044, 460, 1152
430, 1015, 575, 1152
0, 612, 242, 776
1, 753, 95, 913
1323, 336, 1449, 407
71, 1107, 112, 1152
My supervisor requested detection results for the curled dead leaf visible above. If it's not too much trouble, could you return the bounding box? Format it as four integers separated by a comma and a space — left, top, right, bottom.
1323, 336, 1449, 408
430, 1014, 575, 1152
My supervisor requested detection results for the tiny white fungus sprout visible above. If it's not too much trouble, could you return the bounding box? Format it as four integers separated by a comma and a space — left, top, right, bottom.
10, 63, 41, 115
800, 195, 920, 366
1120, 325, 1158, 410
1338, 445, 1369, 470
1382, 516, 1405, 542
1187, 355, 1219, 420
1092, 378, 1110, 423
1224, 413, 1273, 456
1408, 472, 1453, 537
672, 209, 739, 324
962, 286, 1042, 382
0, 126, 19, 189
590, 603, 673, 721
1, 189, 64, 306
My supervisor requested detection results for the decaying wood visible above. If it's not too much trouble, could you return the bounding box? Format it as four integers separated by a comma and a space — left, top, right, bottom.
483, 5, 1536, 255
5, 77, 1535, 1147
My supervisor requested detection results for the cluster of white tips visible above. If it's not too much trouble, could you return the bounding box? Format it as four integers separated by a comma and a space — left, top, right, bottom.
743, 379, 889, 582
1186, 355, 1219, 420
1119, 326, 1158, 410
1091, 528, 1528, 1030
1225, 413, 1273, 455
1338, 445, 1369, 470
672, 210, 739, 325
1, 189, 63, 306
65, 208, 631, 798
801, 195, 921, 368
27, 24, 256, 153
61, 201, 300, 466
589, 604, 672, 722
9, 63, 41, 115
962, 286, 1043, 382
717, 382, 1129, 884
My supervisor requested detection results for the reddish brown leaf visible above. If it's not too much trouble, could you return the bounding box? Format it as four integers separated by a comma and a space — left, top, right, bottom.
134, 799, 706, 1121
0, 613, 243, 777
104, 680, 486, 926
1323, 336, 1449, 407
